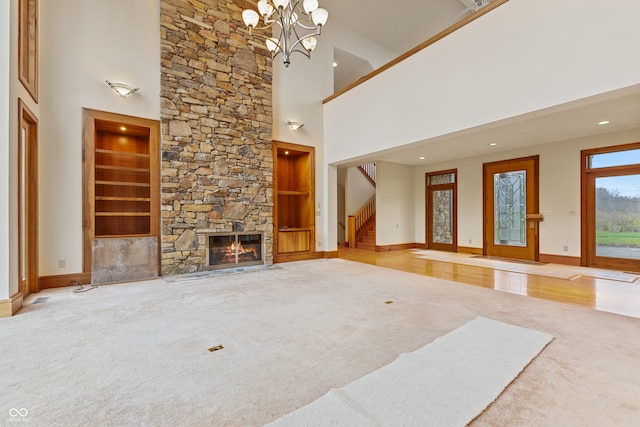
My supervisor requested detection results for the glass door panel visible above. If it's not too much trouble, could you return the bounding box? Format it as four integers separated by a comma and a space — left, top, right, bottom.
594, 175, 640, 261
432, 189, 453, 245
494, 171, 527, 247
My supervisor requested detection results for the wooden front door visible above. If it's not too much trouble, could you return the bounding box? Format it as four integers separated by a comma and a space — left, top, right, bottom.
483, 156, 539, 261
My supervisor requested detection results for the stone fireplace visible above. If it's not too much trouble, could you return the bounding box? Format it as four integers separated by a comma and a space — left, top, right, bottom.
159, 0, 273, 276
207, 232, 263, 270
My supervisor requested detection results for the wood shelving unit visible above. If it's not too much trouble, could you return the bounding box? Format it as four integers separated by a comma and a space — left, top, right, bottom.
93, 121, 154, 237
273, 141, 315, 262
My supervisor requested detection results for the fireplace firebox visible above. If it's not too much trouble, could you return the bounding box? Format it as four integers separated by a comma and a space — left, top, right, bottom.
206, 233, 263, 270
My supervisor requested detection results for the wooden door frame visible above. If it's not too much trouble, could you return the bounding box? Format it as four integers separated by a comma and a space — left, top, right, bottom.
18, 99, 39, 295
425, 169, 457, 252
581, 142, 640, 270
82, 108, 160, 274
483, 155, 540, 261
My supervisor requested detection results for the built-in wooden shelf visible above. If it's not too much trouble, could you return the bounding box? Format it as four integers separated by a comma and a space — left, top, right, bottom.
95, 148, 150, 158
278, 190, 309, 196
95, 165, 150, 173
95, 180, 150, 187
95, 196, 152, 202
95, 212, 151, 217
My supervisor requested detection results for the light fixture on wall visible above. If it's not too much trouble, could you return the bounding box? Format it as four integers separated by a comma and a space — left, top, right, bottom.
242, 0, 329, 67
286, 120, 304, 131
106, 80, 140, 98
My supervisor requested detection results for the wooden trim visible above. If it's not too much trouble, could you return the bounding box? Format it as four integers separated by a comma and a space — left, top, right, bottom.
323, 0, 509, 104
82, 109, 161, 274
39, 272, 92, 289
457, 246, 483, 255
347, 216, 356, 247
375, 243, 420, 252
0, 292, 24, 318
18, 99, 39, 294
18, 0, 38, 102
324, 251, 339, 259
539, 254, 581, 266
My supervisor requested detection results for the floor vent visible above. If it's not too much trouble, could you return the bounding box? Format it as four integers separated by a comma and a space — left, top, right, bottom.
32, 297, 50, 304
208, 345, 224, 352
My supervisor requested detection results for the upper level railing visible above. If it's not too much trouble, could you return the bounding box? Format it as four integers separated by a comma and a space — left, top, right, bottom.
358, 162, 376, 187
323, 0, 509, 105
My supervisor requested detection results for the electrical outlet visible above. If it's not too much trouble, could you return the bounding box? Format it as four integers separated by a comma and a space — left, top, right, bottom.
468, 239, 472, 244
58, 259, 65, 268
563, 246, 568, 252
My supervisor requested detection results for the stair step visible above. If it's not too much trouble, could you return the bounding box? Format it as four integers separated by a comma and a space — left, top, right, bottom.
361, 236, 376, 244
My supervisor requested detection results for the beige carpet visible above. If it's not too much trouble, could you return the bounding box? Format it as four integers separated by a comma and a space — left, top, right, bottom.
268, 317, 552, 426
2, 258, 640, 426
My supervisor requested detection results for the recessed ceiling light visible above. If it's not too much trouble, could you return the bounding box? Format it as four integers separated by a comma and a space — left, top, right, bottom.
598, 120, 610, 125
120, 126, 127, 131
333, 62, 337, 67
490, 142, 497, 146
419, 156, 425, 160
284, 151, 289, 155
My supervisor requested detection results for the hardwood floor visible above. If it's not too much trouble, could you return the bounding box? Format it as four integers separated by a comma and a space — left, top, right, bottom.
338, 246, 640, 319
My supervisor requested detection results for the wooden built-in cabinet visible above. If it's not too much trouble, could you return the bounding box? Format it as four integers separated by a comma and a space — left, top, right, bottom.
273, 141, 315, 262
82, 109, 160, 274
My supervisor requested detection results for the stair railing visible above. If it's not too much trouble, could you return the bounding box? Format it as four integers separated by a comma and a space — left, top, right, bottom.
358, 162, 376, 187
348, 196, 376, 247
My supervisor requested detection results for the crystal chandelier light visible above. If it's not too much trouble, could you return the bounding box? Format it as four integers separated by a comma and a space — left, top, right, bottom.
242, 0, 329, 67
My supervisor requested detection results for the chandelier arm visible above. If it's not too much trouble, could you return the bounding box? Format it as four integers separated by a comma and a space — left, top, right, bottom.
293, 21, 320, 31
289, 26, 321, 52
246, 34, 282, 53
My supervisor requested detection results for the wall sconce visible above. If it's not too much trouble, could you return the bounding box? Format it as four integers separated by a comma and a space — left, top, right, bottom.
106, 80, 140, 97
286, 120, 304, 131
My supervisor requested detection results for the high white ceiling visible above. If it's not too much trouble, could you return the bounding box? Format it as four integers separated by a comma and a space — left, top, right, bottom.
316, 0, 640, 166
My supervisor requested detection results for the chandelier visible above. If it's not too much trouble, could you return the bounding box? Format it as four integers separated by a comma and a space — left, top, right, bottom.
242, 0, 329, 67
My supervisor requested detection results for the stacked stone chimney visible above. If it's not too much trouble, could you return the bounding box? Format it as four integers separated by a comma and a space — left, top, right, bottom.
160, 0, 273, 275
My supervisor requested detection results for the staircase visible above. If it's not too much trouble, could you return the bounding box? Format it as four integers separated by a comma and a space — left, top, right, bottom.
355, 216, 376, 250
348, 162, 377, 250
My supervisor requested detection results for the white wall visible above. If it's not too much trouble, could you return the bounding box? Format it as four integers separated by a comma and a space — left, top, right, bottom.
376, 161, 414, 246
39, 0, 160, 276
323, 0, 640, 165
413, 128, 640, 257
0, 0, 10, 299
272, 20, 397, 252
